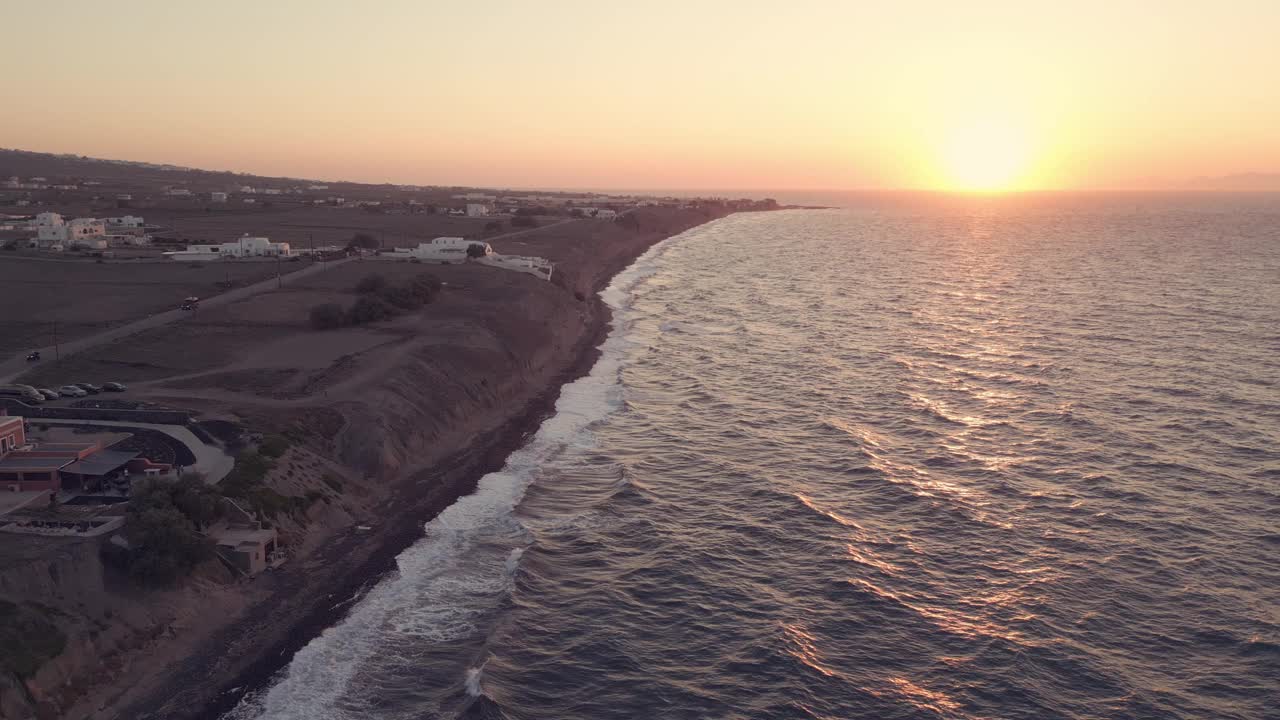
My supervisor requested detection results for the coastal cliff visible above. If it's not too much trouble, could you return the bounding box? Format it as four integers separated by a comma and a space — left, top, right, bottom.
0, 207, 730, 720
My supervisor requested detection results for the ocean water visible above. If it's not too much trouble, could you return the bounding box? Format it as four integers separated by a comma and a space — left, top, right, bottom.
226, 194, 1280, 720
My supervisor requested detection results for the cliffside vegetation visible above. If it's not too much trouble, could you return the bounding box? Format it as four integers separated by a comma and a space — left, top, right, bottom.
310, 272, 443, 330
121, 477, 222, 585
0, 600, 67, 679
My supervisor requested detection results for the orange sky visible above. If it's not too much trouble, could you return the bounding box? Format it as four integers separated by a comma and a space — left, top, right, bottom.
2, 1, 1277, 191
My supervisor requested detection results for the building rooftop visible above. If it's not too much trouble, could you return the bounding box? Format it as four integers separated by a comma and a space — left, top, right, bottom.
212, 525, 275, 547
28, 442, 97, 453
0, 455, 75, 471
61, 450, 139, 477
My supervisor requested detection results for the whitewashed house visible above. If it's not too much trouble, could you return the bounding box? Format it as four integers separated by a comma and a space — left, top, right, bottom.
36, 215, 107, 248
390, 237, 490, 262
165, 188, 193, 196
106, 215, 145, 229
573, 207, 618, 220
388, 237, 553, 280
165, 234, 293, 261
211, 192, 228, 202
465, 203, 491, 217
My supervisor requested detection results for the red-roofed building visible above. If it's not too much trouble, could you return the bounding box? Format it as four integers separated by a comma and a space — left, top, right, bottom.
0, 412, 23, 453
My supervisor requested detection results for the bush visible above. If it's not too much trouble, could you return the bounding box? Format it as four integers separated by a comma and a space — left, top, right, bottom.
408, 273, 442, 302
484, 220, 503, 233
379, 284, 421, 311
258, 434, 290, 458
466, 243, 488, 259
355, 273, 388, 294
348, 232, 379, 250
511, 215, 537, 228
123, 477, 224, 585
347, 294, 396, 325
0, 600, 67, 677
310, 303, 346, 330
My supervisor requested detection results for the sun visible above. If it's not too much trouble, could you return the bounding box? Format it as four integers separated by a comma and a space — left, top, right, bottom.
938, 116, 1034, 192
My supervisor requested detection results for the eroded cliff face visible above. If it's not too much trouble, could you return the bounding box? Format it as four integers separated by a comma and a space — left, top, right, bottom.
0, 532, 234, 719
330, 269, 592, 483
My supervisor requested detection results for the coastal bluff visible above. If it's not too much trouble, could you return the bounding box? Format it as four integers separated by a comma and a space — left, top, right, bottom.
0, 206, 740, 720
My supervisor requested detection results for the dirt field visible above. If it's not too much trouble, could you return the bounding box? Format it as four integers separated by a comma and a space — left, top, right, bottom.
0, 256, 309, 355
13, 260, 558, 392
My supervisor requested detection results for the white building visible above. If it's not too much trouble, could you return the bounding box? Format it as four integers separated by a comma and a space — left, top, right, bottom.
106, 215, 145, 228
165, 188, 193, 196
573, 207, 618, 220
164, 234, 293, 261
452, 192, 497, 201
390, 237, 491, 262
34, 212, 64, 231
465, 203, 491, 217
34, 214, 107, 248
211, 192, 228, 202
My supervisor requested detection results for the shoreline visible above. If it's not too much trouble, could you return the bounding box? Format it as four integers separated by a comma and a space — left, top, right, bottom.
104, 211, 723, 720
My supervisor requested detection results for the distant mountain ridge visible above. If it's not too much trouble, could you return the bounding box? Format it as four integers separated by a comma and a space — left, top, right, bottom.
0, 148, 322, 187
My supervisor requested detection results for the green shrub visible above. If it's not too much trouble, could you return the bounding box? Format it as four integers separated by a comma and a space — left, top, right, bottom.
0, 600, 67, 677
125, 506, 213, 585
310, 303, 346, 330
258, 434, 290, 458
348, 232, 379, 250
355, 273, 388, 294
347, 294, 396, 325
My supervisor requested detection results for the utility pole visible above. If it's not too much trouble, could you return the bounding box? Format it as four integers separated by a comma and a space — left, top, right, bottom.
276, 254, 282, 289
52, 321, 60, 361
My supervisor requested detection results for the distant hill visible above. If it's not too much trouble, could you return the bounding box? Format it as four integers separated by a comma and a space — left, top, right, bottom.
1185, 173, 1280, 191
0, 148, 332, 189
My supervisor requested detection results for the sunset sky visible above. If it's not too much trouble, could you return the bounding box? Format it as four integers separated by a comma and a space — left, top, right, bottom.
3, 0, 1277, 191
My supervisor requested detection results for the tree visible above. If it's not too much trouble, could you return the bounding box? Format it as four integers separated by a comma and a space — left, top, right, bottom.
125, 506, 212, 585
124, 479, 223, 586
310, 303, 346, 330
348, 232, 379, 250
408, 274, 442, 303
355, 273, 388, 294
379, 284, 422, 311
347, 295, 395, 325
466, 243, 488, 259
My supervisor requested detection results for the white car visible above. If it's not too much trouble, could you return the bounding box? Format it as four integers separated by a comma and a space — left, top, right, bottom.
59, 385, 88, 398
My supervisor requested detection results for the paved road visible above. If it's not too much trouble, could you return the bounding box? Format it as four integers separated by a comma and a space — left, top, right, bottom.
0, 256, 353, 384
39, 419, 235, 484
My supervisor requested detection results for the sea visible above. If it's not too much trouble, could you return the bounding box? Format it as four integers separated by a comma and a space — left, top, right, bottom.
225, 193, 1280, 720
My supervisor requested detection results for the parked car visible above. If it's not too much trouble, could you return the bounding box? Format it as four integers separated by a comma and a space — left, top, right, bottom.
102, 382, 127, 392
74, 383, 103, 394
59, 385, 88, 398
0, 385, 43, 403
37, 388, 60, 401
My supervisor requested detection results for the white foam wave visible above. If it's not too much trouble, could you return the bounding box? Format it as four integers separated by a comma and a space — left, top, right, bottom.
222, 222, 702, 720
